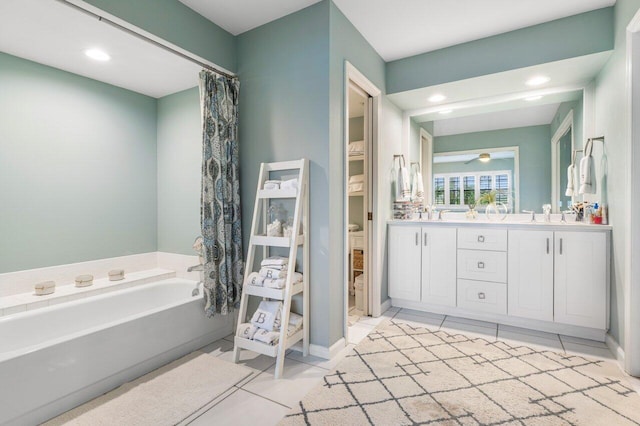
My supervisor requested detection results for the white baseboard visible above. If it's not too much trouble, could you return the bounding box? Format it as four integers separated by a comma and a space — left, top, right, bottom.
606, 333, 625, 365
309, 337, 346, 360
379, 299, 392, 316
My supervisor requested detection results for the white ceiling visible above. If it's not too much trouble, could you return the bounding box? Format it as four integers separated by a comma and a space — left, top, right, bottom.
180, 0, 615, 61
0, 0, 201, 98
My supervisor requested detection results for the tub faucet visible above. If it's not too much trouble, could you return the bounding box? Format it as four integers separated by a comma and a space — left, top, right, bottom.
187, 264, 204, 272
523, 210, 536, 222
192, 281, 202, 297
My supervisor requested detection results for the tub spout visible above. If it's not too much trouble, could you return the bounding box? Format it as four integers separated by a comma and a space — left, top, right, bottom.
187, 264, 204, 272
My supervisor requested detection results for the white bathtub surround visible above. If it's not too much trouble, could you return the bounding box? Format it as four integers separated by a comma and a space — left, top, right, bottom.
0, 279, 234, 426
0, 268, 174, 317
156, 251, 201, 280
44, 352, 252, 426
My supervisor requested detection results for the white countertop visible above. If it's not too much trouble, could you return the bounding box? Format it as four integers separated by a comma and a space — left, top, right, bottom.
388, 216, 612, 232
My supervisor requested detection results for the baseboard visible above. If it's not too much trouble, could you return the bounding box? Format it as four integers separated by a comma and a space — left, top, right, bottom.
309, 337, 346, 360
606, 333, 625, 365
380, 299, 392, 315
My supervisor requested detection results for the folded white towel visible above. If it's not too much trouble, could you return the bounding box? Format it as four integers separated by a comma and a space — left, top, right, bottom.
261, 256, 289, 268
259, 267, 287, 279
349, 174, 364, 184
245, 272, 265, 287
396, 166, 411, 201
237, 323, 258, 340
280, 178, 298, 190
579, 156, 593, 194
263, 272, 303, 289
251, 301, 282, 331
349, 182, 364, 193
254, 328, 280, 345
263, 180, 281, 190
287, 324, 301, 335
267, 220, 282, 237
348, 224, 360, 232
288, 313, 303, 330
565, 164, 576, 197
411, 171, 424, 201
349, 141, 364, 154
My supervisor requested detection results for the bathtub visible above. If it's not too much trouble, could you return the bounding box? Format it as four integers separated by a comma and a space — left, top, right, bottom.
0, 278, 234, 426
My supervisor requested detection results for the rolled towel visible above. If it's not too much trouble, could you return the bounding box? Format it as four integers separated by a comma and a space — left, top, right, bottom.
75, 274, 94, 288
267, 220, 282, 237
34, 280, 55, 296
280, 178, 298, 190
251, 300, 282, 331
260, 256, 289, 268
245, 272, 264, 287
288, 312, 303, 331
254, 329, 280, 345
259, 267, 287, 279
237, 323, 258, 340
264, 272, 303, 289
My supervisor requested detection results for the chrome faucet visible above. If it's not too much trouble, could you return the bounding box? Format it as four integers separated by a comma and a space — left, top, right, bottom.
187, 264, 204, 272
437, 209, 450, 221
522, 210, 536, 222
542, 204, 552, 222
561, 210, 574, 223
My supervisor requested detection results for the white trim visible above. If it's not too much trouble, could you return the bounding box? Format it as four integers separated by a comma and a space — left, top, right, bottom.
550, 109, 574, 213
606, 333, 626, 365
625, 9, 640, 377
420, 128, 433, 203
344, 62, 383, 344
308, 337, 346, 360
379, 299, 392, 316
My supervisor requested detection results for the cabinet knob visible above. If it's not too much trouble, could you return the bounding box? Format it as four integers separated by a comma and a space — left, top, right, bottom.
477, 261, 485, 269
477, 235, 485, 243
478, 292, 486, 300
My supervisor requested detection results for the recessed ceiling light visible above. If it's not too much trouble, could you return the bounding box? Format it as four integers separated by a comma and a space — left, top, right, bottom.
428, 94, 446, 103
85, 48, 110, 61
526, 76, 550, 86
439, 109, 453, 115
525, 96, 543, 101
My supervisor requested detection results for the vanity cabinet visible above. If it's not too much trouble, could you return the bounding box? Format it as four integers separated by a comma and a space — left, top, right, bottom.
508, 230, 554, 322
388, 225, 456, 306
554, 231, 607, 329
388, 221, 611, 341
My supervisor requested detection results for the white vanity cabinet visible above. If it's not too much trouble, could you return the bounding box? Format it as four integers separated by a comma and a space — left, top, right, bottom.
388, 220, 611, 341
554, 231, 608, 330
508, 230, 554, 322
388, 225, 456, 306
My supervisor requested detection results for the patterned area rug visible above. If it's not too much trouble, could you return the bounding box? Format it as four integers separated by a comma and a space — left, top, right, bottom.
282, 320, 640, 425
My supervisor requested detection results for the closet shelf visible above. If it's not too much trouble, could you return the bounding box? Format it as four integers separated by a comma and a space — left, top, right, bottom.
234, 328, 305, 358
257, 188, 298, 199
348, 155, 365, 162
251, 234, 304, 247
349, 191, 364, 197
244, 281, 303, 300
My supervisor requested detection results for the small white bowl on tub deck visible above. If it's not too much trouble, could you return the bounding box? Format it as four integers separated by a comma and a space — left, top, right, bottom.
108, 269, 125, 281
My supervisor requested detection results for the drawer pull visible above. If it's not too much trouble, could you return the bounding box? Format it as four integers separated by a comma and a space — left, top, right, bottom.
559, 238, 563, 255
415, 232, 419, 246
477, 261, 485, 269
477, 235, 485, 243
478, 292, 486, 300
424, 232, 428, 246
546, 238, 550, 254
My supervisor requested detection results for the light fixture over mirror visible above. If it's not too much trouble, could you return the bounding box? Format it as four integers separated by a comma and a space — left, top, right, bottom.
478, 152, 490, 162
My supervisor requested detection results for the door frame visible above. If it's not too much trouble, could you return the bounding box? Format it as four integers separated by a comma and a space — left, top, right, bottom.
550, 109, 574, 213
420, 128, 433, 204
343, 61, 381, 341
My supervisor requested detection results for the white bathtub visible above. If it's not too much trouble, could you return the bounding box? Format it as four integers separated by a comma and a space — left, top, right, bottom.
0, 278, 234, 426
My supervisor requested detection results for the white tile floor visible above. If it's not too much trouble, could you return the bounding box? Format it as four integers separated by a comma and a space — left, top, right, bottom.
178, 306, 633, 425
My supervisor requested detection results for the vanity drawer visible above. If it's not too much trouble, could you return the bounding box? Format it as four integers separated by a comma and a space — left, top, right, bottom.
457, 228, 507, 252
457, 249, 507, 283
457, 279, 507, 315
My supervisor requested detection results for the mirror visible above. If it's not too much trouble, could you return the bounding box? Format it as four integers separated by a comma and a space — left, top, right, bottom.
407, 89, 584, 213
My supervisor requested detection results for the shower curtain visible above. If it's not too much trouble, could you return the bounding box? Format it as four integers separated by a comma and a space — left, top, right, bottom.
199, 69, 243, 317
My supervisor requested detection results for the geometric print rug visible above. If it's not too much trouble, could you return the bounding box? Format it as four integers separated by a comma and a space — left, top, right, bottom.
281, 320, 640, 425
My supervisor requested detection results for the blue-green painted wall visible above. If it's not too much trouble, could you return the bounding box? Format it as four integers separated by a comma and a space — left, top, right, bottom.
434, 125, 551, 211
82, 0, 236, 72
157, 86, 201, 255
0, 52, 157, 273
551, 98, 584, 152
386, 8, 614, 94
592, 0, 640, 347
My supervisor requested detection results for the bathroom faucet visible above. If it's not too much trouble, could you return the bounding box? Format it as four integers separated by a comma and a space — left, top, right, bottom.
187, 264, 204, 272
437, 209, 450, 221
542, 204, 552, 222
522, 210, 536, 222
561, 210, 574, 223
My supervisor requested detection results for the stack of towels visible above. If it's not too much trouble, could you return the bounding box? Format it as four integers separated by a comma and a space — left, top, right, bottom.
263, 178, 299, 190
237, 300, 304, 345
348, 174, 364, 194
245, 256, 303, 289
349, 140, 364, 156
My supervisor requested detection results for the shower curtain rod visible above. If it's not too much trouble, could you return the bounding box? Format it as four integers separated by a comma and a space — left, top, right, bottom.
55, 0, 236, 79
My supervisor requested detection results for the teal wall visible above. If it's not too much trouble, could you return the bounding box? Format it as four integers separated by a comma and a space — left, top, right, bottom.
433, 158, 515, 176
592, 0, 640, 347
0, 52, 158, 273
409, 118, 420, 166
434, 125, 551, 211
386, 8, 614, 94
157, 86, 201, 255
82, 0, 236, 72
237, 2, 332, 346
551, 98, 584, 152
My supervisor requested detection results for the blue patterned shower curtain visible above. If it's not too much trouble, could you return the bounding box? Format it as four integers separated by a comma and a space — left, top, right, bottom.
199, 70, 243, 317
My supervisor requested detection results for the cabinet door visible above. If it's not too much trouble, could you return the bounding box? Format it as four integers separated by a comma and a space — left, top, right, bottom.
421, 227, 457, 307
554, 231, 607, 329
388, 226, 421, 300
508, 230, 554, 321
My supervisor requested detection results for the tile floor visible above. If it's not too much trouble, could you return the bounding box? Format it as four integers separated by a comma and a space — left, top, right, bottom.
178, 306, 633, 425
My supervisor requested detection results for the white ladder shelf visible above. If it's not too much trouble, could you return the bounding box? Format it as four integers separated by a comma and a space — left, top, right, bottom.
233, 158, 309, 379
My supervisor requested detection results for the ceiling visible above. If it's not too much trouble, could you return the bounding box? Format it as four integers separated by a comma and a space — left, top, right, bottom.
180, 0, 615, 61
0, 0, 201, 98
